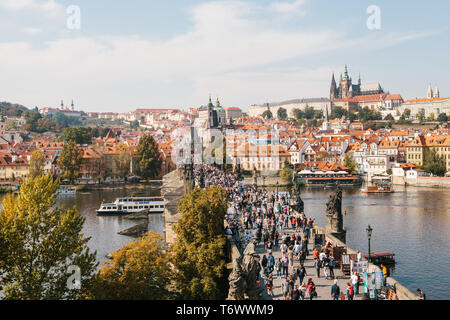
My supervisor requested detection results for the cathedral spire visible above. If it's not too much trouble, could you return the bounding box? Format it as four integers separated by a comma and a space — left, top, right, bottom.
216, 96, 220, 107
427, 85, 433, 99
434, 86, 440, 98
343, 64, 350, 80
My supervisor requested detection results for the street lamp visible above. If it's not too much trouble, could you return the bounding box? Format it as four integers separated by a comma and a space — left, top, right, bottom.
366, 225, 373, 263
276, 181, 279, 197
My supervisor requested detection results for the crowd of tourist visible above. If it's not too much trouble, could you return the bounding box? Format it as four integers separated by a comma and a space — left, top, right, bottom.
193, 165, 356, 300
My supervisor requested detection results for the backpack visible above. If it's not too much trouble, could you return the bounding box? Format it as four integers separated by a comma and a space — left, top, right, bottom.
348, 286, 354, 296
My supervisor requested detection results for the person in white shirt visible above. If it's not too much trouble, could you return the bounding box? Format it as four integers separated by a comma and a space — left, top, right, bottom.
319, 251, 326, 262
356, 250, 362, 262
351, 272, 359, 295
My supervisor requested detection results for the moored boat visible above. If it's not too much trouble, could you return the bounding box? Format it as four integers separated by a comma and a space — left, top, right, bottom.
57, 186, 77, 196
362, 176, 393, 194
96, 197, 165, 215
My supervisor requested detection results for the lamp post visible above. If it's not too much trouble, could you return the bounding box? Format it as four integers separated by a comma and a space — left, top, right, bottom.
366, 225, 373, 263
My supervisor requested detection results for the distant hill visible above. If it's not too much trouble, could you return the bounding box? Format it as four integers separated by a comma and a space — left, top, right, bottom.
0, 101, 30, 117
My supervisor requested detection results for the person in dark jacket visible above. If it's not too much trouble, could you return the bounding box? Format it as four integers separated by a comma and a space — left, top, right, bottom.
297, 264, 307, 286
291, 285, 301, 301
331, 280, 340, 300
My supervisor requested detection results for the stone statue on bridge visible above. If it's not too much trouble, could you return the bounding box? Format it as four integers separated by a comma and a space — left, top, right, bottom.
252, 166, 258, 187
325, 185, 346, 242
227, 239, 263, 300
292, 167, 304, 213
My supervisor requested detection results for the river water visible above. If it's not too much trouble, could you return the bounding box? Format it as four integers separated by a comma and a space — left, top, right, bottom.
12, 184, 449, 300
299, 185, 450, 300
54, 188, 164, 267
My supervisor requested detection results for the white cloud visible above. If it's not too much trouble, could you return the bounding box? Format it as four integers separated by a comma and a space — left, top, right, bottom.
0, 0, 64, 17
23, 27, 43, 36
0, 0, 437, 112
270, 0, 306, 14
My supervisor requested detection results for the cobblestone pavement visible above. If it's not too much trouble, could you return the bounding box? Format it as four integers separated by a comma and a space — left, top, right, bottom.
252, 224, 362, 301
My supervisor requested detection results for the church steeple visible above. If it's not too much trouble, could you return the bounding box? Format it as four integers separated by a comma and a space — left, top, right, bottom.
427, 85, 433, 99
343, 64, 350, 80
330, 72, 337, 100
434, 87, 440, 98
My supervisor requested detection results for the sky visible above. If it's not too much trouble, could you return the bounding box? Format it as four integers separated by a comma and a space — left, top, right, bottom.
0, 0, 449, 113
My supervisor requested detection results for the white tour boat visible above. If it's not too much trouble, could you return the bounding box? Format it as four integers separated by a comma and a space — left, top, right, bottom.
96, 197, 165, 215
57, 186, 77, 196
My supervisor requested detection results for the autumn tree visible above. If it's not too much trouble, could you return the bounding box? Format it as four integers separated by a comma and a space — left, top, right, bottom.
29, 150, 46, 178
172, 187, 228, 300
60, 127, 92, 145
84, 231, 173, 300
344, 153, 359, 175
0, 175, 97, 300
135, 134, 162, 181
58, 140, 82, 183
91, 154, 108, 184
114, 143, 131, 182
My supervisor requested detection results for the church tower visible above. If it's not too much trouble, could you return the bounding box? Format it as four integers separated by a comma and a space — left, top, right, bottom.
427, 85, 434, 99
206, 95, 214, 129
322, 105, 331, 131
330, 73, 337, 100
434, 87, 440, 98
340, 65, 353, 98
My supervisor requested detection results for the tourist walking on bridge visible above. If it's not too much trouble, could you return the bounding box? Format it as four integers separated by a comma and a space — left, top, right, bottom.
331, 280, 340, 300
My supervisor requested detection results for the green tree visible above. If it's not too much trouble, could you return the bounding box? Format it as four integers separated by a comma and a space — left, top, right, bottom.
135, 135, 162, 181
330, 106, 347, 120
84, 231, 173, 300
172, 187, 228, 300
344, 153, 359, 175
400, 108, 411, 121
313, 110, 324, 119
304, 106, 315, 120
262, 110, 273, 120
0, 175, 97, 300
58, 141, 82, 183
417, 110, 426, 123
293, 108, 304, 120
437, 113, 448, 123
60, 127, 92, 145
423, 148, 446, 177
277, 108, 288, 120
384, 113, 394, 121
29, 150, 46, 178
280, 165, 294, 185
